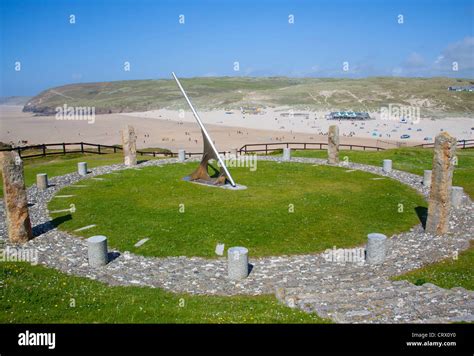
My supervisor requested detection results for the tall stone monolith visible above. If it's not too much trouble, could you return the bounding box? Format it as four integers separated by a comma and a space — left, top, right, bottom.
121, 125, 137, 166
425, 132, 457, 235
0, 151, 32, 243
327, 125, 339, 164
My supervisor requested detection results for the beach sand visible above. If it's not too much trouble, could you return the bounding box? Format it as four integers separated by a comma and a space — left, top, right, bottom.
1, 105, 473, 152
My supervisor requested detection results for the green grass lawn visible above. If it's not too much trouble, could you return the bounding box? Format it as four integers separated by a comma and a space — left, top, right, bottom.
2, 149, 472, 322
0, 262, 328, 323
0, 153, 123, 197
0, 152, 160, 197
392, 241, 474, 290
48, 161, 425, 257
291, 148, 474, 197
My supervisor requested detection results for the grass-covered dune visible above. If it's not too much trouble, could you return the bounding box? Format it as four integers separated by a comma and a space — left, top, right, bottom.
23, 77, 474, 117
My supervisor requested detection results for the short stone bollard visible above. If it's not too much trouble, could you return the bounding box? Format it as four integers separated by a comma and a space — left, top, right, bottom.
451, 186, 464, 208
228, 247, 249, 280
282, 148, 291, 161
178, 149, 186, 162
366, 233, 387, 265
423, 170, 432, 187
36, 173, 48, 190
87, 235, 109, 267
230, 148, 239, 158
78, 162, 88, 176
382, 159, 392, 173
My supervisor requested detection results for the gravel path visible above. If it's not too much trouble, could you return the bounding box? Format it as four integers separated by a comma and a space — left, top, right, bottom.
0, 156, 472, 323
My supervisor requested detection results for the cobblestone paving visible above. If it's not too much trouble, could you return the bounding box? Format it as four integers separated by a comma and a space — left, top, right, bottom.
0, 156, 472, 323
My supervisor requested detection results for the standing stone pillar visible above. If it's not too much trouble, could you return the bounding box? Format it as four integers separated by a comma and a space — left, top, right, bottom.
327, 125, 339, 164
36, 173, 48, 190
0, 152, 32, 243
425, 132, 457, 235
121, 125, 137, 166
282, 148, 291, 161
423, 170, 432, 187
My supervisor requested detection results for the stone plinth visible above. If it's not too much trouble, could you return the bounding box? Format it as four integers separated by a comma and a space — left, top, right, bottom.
451, 186, 464, 208
36, 173, 48, 190
230, 148, 239, 158
87, 235, 109, 267
423, 170, 432, 187
282, 148, 291, 161
327, 125, 340, 164
0, 151, 32, 243
366, 233, 387, 265
178, 149, 186, 162
425, 132, 457, 235
78, 162, 88, 176
383, 159, 392, 173
228, 247, 249, 280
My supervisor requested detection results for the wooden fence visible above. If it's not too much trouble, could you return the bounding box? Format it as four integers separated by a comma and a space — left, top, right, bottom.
238, 142, 385, 155
0, 142, 226, 159
1, 138, 472, 160
414, 139, 474, 149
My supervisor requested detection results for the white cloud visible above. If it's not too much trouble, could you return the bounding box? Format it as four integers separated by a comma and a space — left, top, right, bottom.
433, 37, 474, 72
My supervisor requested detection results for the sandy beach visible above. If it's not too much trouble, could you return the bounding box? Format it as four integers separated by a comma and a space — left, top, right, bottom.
1, 105, 473, 152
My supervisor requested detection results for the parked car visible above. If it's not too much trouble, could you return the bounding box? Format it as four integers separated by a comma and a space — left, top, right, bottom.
400, 134, 410, 139
424, 137, 432, 141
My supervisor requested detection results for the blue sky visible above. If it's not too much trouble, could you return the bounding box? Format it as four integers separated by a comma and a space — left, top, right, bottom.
1, 0, 473, 96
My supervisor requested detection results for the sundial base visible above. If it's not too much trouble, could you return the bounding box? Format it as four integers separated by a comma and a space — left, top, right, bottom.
182, 176, 247, 190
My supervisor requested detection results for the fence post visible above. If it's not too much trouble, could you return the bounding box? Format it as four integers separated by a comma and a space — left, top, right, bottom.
62, 143, 66, 155
463, 140, 466, 149
265, 144, 268, 155
98, 145, 101, 154
81, 142, 84, 153
113, 146, 117, 153
42, 144, 46, 157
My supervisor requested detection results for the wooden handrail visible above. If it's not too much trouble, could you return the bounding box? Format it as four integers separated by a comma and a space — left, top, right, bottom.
238, 142, 385, 153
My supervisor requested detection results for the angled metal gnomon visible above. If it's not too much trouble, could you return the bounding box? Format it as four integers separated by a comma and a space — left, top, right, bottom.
172, 72, 236, 187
